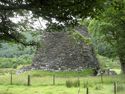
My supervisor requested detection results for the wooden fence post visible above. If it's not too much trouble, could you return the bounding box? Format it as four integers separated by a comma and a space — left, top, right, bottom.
114, 82, 117, 94
27, 75, 31, 86
10, 72, 13, 85
86, 87, 89, 94
53, 75, 55, 85
101, 72, 103, 84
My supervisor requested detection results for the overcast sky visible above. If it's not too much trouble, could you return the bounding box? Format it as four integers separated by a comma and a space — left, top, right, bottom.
9, 15, 47, 30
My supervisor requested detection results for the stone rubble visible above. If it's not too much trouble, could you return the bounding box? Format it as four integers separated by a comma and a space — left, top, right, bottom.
17, 26, 99, 74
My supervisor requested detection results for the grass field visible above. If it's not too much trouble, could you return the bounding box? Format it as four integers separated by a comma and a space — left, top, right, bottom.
0, 84, 124, 94
0, 69, 124, 94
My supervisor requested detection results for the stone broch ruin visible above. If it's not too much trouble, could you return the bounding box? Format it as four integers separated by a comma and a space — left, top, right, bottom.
31, 26, 99, 71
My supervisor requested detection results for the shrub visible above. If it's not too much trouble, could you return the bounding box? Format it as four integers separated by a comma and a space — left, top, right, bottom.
0, 55, 32, 68
66, 80, 73, 88
66, 80, 80, 88
0, 62, 13, 68
117, 83, 125, 92
83, 82, 89, 88
74, 80, 80, 87
94, 84, 103, 90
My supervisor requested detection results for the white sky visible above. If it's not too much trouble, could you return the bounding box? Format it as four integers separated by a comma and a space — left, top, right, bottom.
9, 15, 47, 30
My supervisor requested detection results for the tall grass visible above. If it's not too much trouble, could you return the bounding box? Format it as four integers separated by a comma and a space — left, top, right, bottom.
0, 70, 124, 94
0, 70, 124, 86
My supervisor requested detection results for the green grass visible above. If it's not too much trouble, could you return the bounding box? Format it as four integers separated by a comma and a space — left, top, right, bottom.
0, 84, 124, 94
0, 69, 124, 86
0, 69, 124, 94
24, 69, 94, 77
0, 55, 123, 94
0, 69, 94, 86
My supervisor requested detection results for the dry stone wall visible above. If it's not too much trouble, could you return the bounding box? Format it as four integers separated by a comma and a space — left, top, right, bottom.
31, 26, 99, 71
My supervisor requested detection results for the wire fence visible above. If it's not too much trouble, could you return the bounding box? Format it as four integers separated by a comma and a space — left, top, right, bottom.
0, 72, 125, 94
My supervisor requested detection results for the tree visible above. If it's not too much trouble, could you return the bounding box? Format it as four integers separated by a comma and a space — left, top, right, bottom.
89, 0, 125, 73
0, 0, 105, 44
88, 19, 116, 58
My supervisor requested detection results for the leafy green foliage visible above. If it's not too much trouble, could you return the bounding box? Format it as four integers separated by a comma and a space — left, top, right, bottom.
0, 55, 32, 68
0, 43, 35, 58
97, 55, 120, 69
68, 29, 91, 45
73, 80, 80, 87
66, 80, 80, 88
0, 0, 106, 43
73, 31, 91, 44
66, 80, 73, 88
91, 0, 125, 73
88, 19, 116, 58
117, 83, 125, 92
